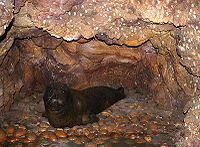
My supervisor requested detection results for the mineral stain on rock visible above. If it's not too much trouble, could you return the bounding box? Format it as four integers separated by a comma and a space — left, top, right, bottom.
43, 83, 126, 128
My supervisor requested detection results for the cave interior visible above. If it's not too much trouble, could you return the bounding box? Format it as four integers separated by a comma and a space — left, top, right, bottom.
0, 0, 199, 146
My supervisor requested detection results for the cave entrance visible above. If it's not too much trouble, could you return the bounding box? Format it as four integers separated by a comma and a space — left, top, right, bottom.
0, 31, 192, 146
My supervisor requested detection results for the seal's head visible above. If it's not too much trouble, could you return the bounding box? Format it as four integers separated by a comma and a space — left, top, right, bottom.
43, 83, 70, 111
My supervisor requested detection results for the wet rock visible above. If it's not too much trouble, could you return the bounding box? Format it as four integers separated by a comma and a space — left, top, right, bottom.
124, 139, 135, 145
47, 131, 57, 142
110, 132, 121, 138
23, 133, 37, 142
68, 135, 78, 141
39, 122, 49, 128
40, 131, 49, 138
40, 131, 57, 141
93, 138, 104, 144
12, 142, 23, 147
55, 130, 67, 138
2, 121, 9, 127
87, 133, 96, 139
37, 137, 52, 146
0, 128, 6, 142
6, 125, 15, 134
7, 137, 20, 143
144, 136, 152, 142
57, 138, 69, 143
14, 128, 26, 138
85, 141, 97, 147
24, 143, 37, 147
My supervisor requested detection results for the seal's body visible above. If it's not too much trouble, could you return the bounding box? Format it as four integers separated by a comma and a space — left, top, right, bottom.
43, 83, 125, 128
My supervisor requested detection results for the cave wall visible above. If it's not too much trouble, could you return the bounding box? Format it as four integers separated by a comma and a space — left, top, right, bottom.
1, 32, 197, 115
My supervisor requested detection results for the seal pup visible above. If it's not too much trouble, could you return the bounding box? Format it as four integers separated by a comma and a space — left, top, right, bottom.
43, 83, 126, 128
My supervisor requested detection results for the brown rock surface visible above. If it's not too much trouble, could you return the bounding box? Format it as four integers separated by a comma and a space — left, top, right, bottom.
0, 0, 13, 36
0, 128, 6, 143
6, 125, 15, 134
13, 128, 26, 138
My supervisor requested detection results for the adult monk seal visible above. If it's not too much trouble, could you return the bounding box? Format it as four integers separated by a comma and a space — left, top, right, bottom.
43, 83, 126, 128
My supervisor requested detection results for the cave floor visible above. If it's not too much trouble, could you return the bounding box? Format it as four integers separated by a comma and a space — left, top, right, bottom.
0, 89, 183, 147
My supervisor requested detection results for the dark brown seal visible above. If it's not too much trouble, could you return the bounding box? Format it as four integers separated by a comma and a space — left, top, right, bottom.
43, 83, 126, 128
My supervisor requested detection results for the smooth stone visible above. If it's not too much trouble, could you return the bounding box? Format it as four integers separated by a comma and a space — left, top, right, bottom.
110, 132, 121, 138
14, 128, 26, 138
39, 122, 49, 128
0, 128, 6, 143
25, 133, 37, 142
6, 125, 15, 134
24, 143, 37, 147
48, 131, 57, 142
37, 137, 52, 146
93, 138, 104, 144
87, 133, 96, 139
40, 131, 49, 138
144, 136, 152, 142
55, 130, 67, 138
68, 135, 78, 141
7, 137, 20, 143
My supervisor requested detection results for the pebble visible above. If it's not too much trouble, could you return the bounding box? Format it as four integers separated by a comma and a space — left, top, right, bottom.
14, 128, 26, 137
101, 111, 112, 117
87, 133, 96, 139
149, 124, 158, 132
40, 127, 47, 132
99, 129, 108, 135
93, 138, 104, 144
55, 130, 67, 138
98, 134, 109, 140
124, 139, 135, 144
2, 121, 9, 127
0, 128, 6, 143
136, 138, 145, 143
110, 132, 121, 138
144, 136, 152, 142
39, 122, 49, 128
76, 128, 84, 135
68, 135, 78, 141
7, 137, 20, 143
40, 131, 57, 142
19, 125, 27, 130
25, 133, 37, 142
40, 131, 50, 138
57, 138, 69, 143
37, 137, 52, 146
161, 143, 170, 147
48, 131, 57, 142
85, 142, 98, 147
6, 125, 15, 134
13, 142, 23, 147
24, 143, 37, 147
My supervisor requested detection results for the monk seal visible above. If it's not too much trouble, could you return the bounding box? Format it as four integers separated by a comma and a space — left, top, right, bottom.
43, 83, 126, 128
